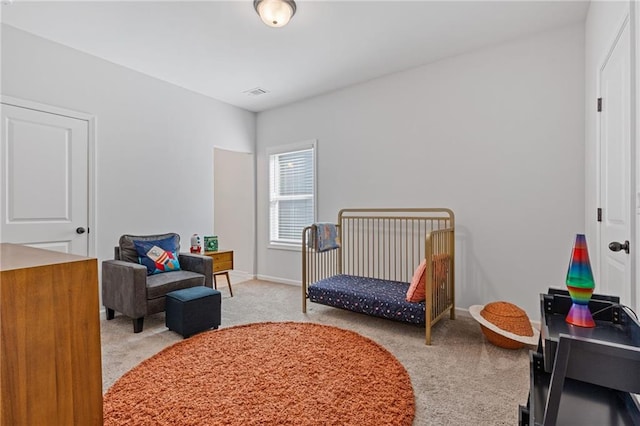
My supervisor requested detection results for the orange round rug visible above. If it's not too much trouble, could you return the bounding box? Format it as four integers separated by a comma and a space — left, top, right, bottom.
104, 322, 415, 425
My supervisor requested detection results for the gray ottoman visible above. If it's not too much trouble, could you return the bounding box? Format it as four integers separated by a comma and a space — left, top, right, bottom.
165, 286, 221, 338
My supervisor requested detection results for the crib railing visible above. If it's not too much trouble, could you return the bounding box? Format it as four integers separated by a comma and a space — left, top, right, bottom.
338, 209, 453, 282
302, 224, 342, 311
425, 226, 456, 344
302, 208, 455, 344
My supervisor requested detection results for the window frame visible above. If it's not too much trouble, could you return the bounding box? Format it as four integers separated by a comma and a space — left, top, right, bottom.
267, 139, 317, 251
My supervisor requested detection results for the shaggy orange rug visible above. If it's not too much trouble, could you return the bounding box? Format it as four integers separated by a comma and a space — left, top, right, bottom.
104, 322, 414, 425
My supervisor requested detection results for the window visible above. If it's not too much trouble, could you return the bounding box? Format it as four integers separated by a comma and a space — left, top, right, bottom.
268, 140, 316, 247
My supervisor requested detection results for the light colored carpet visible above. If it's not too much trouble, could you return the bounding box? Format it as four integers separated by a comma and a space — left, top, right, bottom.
101, 279, 531, 425
104, 322, 415, 425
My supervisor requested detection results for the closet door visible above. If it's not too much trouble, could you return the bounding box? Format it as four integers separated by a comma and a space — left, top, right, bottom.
598, 17, 631, 304
1, 102, 90, 256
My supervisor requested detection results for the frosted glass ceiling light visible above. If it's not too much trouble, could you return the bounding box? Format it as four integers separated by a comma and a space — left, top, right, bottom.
254, 0, 296, 28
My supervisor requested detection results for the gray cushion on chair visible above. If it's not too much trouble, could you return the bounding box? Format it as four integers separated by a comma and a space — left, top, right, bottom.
146, 270, 205, 299
119, 233, 180, 264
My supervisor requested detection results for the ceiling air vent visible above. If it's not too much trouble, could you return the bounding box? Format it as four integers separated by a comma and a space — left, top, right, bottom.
243, 87, 269, 96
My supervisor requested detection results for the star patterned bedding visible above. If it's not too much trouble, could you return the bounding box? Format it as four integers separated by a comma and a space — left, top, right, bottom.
307, 274, 426, 324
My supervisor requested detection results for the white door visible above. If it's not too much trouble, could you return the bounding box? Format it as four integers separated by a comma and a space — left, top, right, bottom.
599, 18, 631, 304
1, 103, 90, 255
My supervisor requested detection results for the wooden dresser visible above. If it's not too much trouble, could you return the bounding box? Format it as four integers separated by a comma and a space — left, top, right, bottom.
0, 243, 103, 425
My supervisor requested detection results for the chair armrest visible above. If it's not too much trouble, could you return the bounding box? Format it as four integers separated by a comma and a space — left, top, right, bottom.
101, 260, 148, 318
179, 253, 213, 288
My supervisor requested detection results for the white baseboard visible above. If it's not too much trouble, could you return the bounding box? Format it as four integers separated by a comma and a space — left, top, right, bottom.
227, 270, 254, 283
455, 307, 472, 318
256, 274, 301, 286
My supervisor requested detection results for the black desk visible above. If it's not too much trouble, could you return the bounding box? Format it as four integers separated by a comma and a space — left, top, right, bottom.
519, 289, 640, 426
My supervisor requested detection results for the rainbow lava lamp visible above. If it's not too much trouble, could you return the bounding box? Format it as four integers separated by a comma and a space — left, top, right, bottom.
565, 234, 596, 328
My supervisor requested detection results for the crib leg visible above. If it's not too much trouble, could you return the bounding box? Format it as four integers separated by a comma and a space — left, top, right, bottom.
450, 307, 456, 320
425, 321, 432, 345
302, 288, 307, 313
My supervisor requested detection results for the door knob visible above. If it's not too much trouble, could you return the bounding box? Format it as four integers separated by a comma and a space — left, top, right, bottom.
76, 227, 86, 234
608, 240, 629, 254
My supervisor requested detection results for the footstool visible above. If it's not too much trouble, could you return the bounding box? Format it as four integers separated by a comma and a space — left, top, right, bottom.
165, 286, 221, 338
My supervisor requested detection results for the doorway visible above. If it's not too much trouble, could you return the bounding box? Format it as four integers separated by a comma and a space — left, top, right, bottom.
213, 148, 254, 280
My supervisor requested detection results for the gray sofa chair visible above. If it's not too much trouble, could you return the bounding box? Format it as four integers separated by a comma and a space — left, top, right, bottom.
102, 233, 213, 333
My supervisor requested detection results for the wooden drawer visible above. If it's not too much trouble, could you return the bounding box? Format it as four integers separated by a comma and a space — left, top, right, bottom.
205, 250, 233, 273
214, 260, 233, 273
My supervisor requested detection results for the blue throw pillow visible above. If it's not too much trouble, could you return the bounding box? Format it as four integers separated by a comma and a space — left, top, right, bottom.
133, 238, 181, 275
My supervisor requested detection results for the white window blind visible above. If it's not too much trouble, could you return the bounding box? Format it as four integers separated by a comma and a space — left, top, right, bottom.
269, 142, 316, 246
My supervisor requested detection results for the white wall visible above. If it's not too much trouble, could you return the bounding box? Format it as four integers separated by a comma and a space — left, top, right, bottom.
1, 25, 256, 282
584, 1, 635, 308
256, 24, 585, 317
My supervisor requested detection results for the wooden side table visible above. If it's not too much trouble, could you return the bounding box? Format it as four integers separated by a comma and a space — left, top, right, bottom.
203, 250, 233, 297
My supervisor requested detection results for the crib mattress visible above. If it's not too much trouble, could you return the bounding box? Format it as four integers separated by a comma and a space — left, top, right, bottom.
308, 274, 425, 324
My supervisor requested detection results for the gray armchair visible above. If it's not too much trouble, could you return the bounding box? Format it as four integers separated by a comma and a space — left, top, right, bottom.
102, 233, 213, 333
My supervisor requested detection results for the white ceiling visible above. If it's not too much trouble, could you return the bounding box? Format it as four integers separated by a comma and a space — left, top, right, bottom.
1, 1, 589, 112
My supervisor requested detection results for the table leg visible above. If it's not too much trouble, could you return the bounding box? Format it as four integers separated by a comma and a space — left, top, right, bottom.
213, 272, 233, 297
224, 271, 233, 297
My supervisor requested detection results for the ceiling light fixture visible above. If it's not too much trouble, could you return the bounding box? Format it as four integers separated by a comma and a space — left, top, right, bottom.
254, 0, 296, 28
